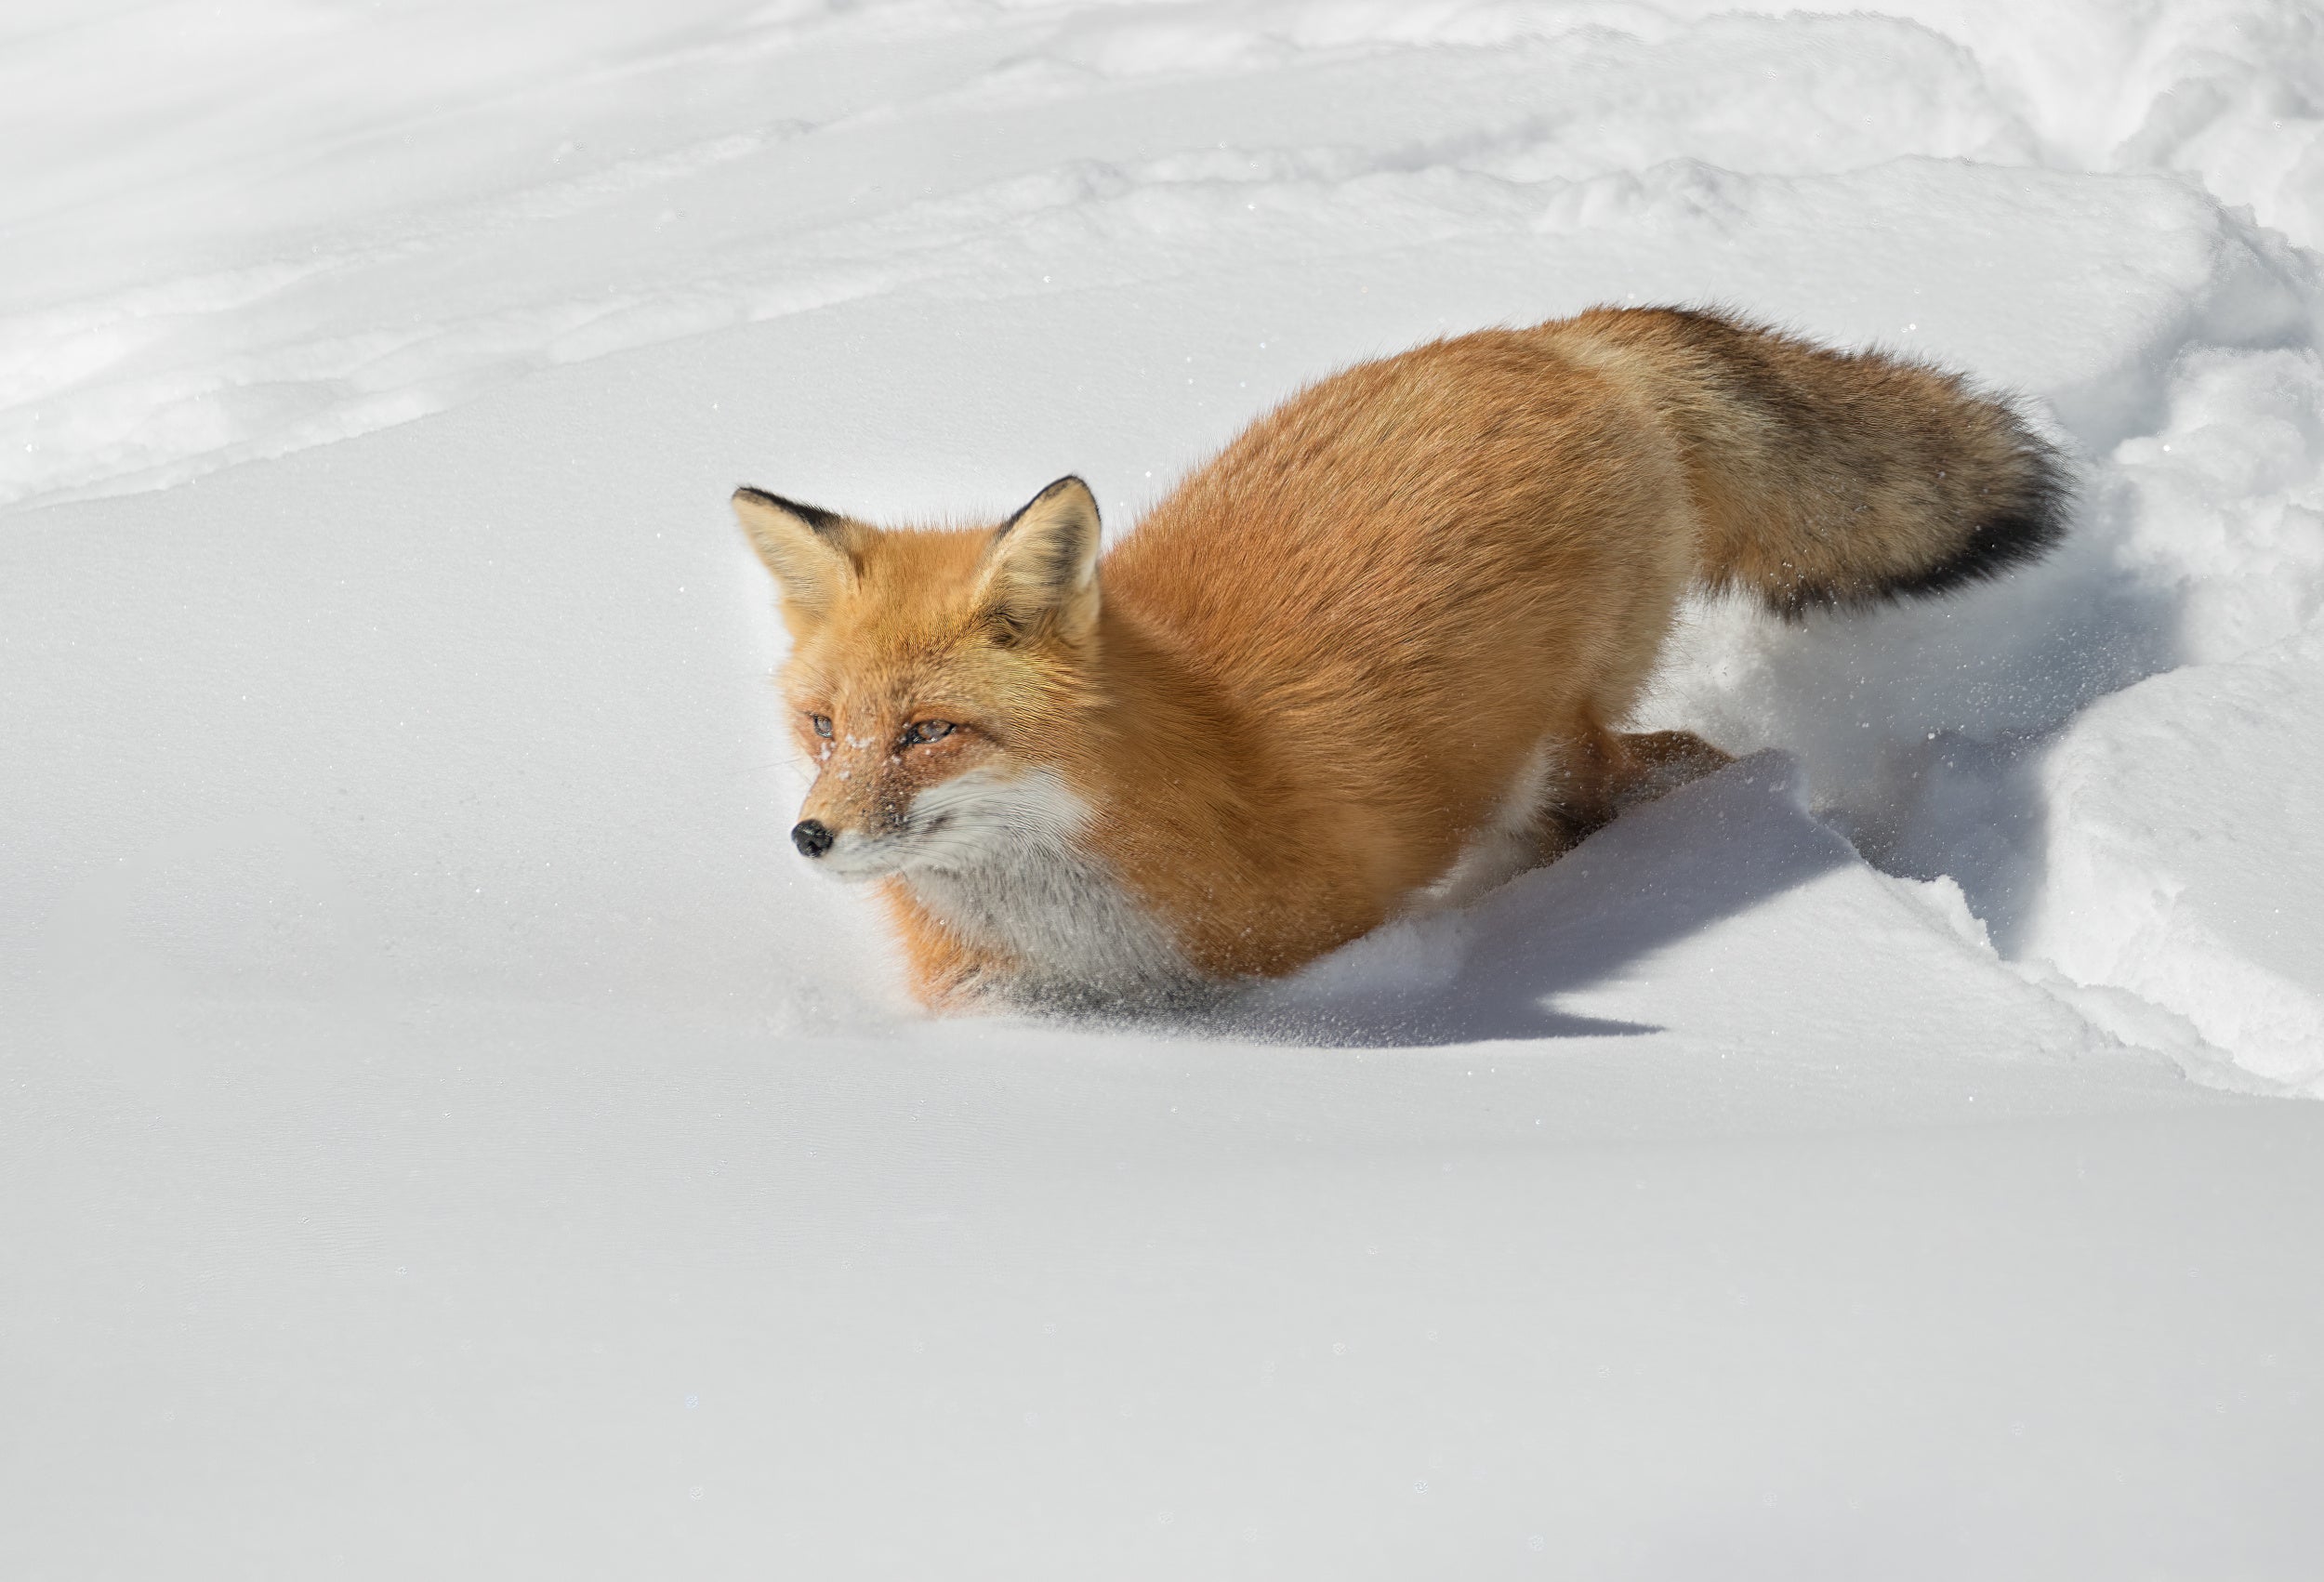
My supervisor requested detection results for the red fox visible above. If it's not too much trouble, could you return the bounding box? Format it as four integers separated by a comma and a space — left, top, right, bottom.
733, 306, 2066, 1010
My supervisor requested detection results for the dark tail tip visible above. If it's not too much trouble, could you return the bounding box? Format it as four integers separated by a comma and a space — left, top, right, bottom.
1766, 421, 2073, 622
1882, 446, 2073, 603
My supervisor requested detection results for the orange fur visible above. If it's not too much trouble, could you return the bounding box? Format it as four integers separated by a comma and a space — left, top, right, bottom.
733, 307, 2066, 1009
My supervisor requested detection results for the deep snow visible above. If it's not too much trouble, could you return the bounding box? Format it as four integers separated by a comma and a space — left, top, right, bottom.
6, 2, 2324, 1577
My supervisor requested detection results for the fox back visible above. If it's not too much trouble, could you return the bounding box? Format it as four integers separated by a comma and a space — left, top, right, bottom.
734, 307, 2066, 1009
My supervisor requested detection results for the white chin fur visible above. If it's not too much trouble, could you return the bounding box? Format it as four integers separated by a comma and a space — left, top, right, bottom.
904, 764, 1089, 872
828, 765, 1201, 1004
814, 832, 910, 881
808, 765, 1081, 881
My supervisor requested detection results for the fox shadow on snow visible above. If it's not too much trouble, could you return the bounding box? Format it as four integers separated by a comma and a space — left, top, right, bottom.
1177, 752, 1855, 1048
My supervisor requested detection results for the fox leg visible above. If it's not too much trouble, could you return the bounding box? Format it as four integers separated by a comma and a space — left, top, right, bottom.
1604, 729, 1733, 812
1532, 727, 1732, 860
878, 882, 1021, 1012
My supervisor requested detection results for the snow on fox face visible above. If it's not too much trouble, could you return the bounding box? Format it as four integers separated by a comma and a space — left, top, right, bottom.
783, 694, 1024, 879
732, 477, 1104, 881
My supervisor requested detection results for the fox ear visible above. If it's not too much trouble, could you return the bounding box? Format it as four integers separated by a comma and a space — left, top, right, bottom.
976, 476, 1102, 642
733, 486, 857, 628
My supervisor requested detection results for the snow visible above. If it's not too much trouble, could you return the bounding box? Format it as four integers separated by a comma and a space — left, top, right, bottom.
6, 1, 2324, 1575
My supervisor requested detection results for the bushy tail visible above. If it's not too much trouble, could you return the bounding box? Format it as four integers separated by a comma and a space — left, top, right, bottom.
1572, 307, 2070, 618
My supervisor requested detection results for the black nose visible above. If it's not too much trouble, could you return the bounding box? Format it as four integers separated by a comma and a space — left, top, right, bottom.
791, 819, 834, 859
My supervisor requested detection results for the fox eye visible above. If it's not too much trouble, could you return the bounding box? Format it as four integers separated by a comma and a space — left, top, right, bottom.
904, 719, 956, 745
809, 714, 833, 739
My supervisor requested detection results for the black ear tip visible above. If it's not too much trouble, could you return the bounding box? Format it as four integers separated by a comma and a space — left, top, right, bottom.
733, 488, 847, 535
1051, 476, 1101, 519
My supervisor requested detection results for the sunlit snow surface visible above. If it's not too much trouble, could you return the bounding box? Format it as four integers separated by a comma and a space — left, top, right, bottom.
7, 2, 2324, 1576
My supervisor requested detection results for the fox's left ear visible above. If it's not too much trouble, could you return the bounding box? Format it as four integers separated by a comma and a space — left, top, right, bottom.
975, 475, 1102, 642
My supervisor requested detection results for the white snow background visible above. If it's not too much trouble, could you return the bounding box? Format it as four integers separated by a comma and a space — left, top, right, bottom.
7, 1, 2324, 1575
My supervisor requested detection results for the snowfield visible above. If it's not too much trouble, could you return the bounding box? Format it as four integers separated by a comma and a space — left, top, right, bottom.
7, 2, 2324, 1576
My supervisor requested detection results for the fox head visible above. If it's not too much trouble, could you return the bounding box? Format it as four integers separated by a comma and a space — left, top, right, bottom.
733, 475, 1105, 881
